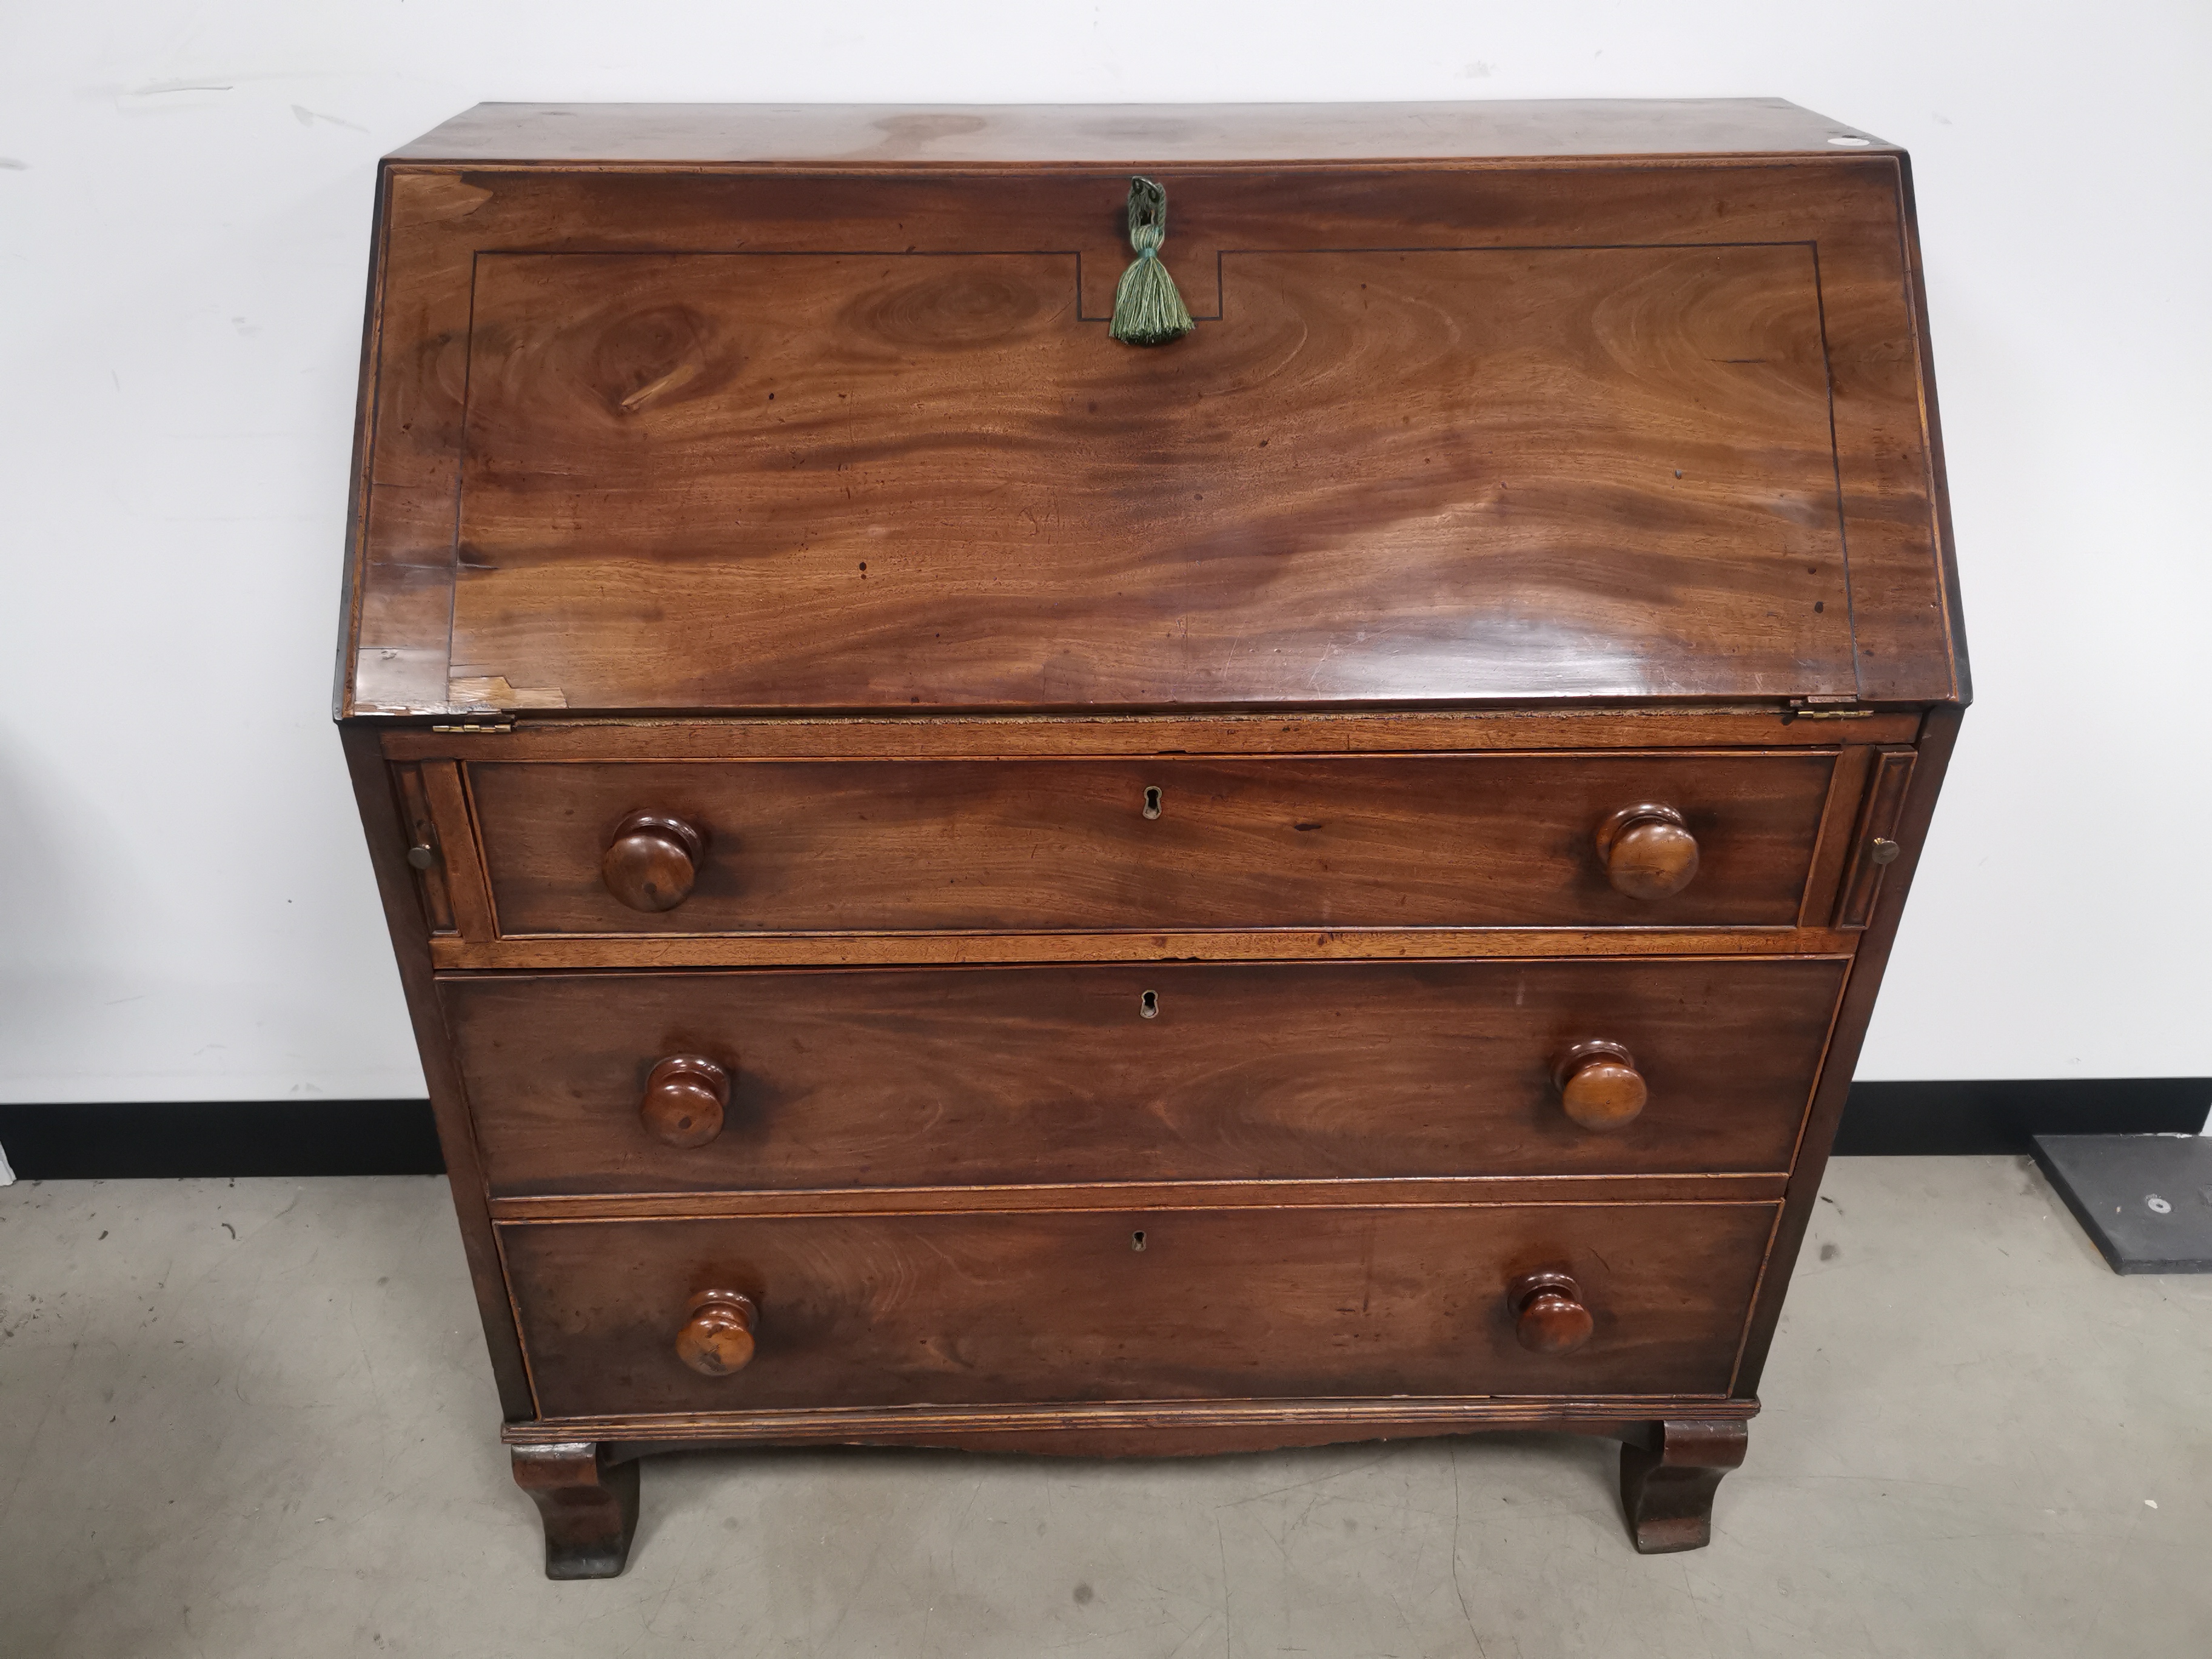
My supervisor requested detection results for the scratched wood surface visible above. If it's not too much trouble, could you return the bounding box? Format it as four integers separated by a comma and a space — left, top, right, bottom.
499, 1201, 1778, 1415
340, 142, 1960, 716
444, 956, 1848, 1195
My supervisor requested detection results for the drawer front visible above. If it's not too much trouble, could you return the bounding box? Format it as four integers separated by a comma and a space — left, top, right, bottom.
467, 751, 1837, 935
449, 958, 1846, 1196
501, 1202, 1777, 1416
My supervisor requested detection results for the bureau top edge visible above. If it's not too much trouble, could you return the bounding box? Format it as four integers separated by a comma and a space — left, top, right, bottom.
387, 99, 1898, 167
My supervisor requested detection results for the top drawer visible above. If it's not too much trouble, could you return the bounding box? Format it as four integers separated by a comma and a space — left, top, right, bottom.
464, 750, 1837, 935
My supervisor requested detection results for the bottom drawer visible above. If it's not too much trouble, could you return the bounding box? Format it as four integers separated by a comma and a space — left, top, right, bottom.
502, 1202, 1777, 1418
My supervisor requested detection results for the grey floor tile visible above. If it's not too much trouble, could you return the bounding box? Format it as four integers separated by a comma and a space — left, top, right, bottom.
1, 1157, 2206, 1657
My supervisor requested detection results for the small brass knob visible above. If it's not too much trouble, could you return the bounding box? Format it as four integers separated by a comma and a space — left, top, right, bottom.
406, 842, 438, 871
602, 811, 708, 912
1553, 1041, 1647, 1131
675, 1290, 758, 1376
1869, 837, 1901, 866
640, 1056, 730, 1148
1510, 1271, 1594, 1355
1594, 804, 1700, 900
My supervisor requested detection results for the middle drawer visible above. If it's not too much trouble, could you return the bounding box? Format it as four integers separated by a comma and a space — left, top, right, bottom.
445, 957, 1846, 1196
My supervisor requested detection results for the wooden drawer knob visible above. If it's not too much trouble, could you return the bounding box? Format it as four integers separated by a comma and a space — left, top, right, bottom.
674, 1290, 758, 1376
1510, 1271, 1594, 1355
1595, 803, 1699, 900
602, 811, 707, 912
1553, 1041, 1647, 1131
640, 1056, 729, 1148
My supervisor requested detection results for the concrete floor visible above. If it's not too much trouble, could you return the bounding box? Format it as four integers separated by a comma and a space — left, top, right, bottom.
1, 1158, 2206, 1658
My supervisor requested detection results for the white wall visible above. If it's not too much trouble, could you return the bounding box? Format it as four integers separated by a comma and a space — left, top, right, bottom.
2, 2, 2208, 1106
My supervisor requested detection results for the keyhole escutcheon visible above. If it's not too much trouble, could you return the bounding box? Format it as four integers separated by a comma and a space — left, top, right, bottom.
1142, 786, 1162, 820
1139, 990, 1159, 1019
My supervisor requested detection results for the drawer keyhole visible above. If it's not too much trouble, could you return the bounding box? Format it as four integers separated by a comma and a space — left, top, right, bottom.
1142, 785, 1162, 820
1131, 1230, 1147, 1252
1139, 990, 1159, 1019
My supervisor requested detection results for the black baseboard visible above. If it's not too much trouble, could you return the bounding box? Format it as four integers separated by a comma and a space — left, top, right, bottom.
3, 1080, 2206, 1180
0, 1099, 446, 1180
1831, 1078, 2211, 1156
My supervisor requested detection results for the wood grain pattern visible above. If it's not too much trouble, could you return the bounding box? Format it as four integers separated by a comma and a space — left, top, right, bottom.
1735, 704, 1963, 1392
428, 926, 1860, 972
452, 241, 1848, 709
417, 762, 496, 942
335, 104, 1967, 1560
504, 1392, 1760, 1456
341, 152, 1960, 717
1618, 1418, 1749, 1553
390, 763, 455, 933
1834, 748, 1917, 928
380, 709, 1923, 762
465, 752, 1837, 936
486, 1173, 1791, 1222
497, 1202, 1778, 1416
443, 957, 1846, 1195
511, 1442, 638, 1579
1797, 743, 1877, 927
340, 730, 534, 1419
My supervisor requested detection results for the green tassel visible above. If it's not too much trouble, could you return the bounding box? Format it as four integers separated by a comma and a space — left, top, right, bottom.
1108, 176, 1194, 347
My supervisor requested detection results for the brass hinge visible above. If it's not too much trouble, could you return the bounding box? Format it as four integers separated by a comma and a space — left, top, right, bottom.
429, 721, 513, 735
1787, 698, 1873, 721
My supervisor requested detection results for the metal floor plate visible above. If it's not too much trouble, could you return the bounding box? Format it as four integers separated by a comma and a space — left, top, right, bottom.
2031, 1133, 2212, 1273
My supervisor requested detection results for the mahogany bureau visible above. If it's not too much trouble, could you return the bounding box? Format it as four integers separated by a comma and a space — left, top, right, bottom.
335, 99, 1966, 1577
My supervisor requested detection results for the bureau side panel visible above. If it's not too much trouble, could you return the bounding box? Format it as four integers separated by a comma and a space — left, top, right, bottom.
341, 725, 535, 1419
1734, 703, 1963, 1390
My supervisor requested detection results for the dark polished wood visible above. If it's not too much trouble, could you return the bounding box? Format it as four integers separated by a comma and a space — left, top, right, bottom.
340, 101, 1963, 1570
443, 957, 1847, 1195
1618, 1418, 1749, 1553
391, 764, 454, 932
382, 708, 1924, 762
1595, 805, 1701, 900
638, 1055, 729, 1148
448, 241, 1850, 712
511, 1442, 640, 1579
489, 1173, 1792, 1222
1834, 749, 1917, 928
340, 132, 1960, 719
1509, 1270, 1595, 1354
509, 1394, 1759, 1464
1553, 1040, 1648, 1131
531, 1395, 1757, 1458
674, 1289, 758, 1376
1737, 705, 1965, 1390
466, 753, 1837, 936
340, 729, 533, 1419
498, 1202, 1777, 1417
430, 922, 1864, 973
600, 811, 706, 913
